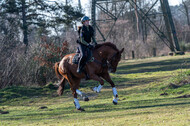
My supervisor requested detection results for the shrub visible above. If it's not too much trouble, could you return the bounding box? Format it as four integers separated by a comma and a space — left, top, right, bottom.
34, 41, 69, 85
179, 41, 190, 52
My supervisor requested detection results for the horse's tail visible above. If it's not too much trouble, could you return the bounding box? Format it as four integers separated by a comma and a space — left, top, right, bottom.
57, 77, 67, 96
55, 62, 62, 80
55, 62, 67, 96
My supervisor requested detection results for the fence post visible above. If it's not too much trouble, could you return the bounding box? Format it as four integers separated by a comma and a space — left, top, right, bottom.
132, 50, 135, 59
153, 48, 156, 57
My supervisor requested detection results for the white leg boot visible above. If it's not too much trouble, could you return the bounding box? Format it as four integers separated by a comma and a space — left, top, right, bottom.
112, 87, 118, 105
73, 98, 85, 111
92, 84, 103, 93
74, 98, 81, 109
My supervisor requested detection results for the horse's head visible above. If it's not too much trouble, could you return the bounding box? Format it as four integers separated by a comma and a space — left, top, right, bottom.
95, 42, 124, 73
107, 48, 124, 73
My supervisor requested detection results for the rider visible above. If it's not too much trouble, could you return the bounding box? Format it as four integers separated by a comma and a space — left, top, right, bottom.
77, 16, 97, 74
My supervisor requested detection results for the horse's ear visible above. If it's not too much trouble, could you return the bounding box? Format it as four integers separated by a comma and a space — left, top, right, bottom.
120, 48, 124, 54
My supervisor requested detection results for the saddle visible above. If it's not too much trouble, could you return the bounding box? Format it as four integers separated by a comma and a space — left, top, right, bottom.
72, 53, 80, 64
72, 47, 93, 80
72, 47, 94, 64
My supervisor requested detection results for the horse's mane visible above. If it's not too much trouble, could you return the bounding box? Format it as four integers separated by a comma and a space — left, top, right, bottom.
94, 42, 119, 51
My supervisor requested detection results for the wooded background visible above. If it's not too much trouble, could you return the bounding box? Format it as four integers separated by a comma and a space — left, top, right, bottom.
0, 0, 189, 88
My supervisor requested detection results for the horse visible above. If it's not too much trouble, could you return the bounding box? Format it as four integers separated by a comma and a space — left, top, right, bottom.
55, 42, 124, 111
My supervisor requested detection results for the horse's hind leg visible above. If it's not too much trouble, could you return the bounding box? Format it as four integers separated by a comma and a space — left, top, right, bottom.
76, 89, 89, 101
66, 73, 85, 111
91, 74, 104, 93
57, 77, 66, 96
71, 77, 89, 101
72, 89, 85, 111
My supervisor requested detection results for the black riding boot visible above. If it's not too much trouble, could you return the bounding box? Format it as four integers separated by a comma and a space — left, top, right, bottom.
77, 43, 90, 79
77, 61, 89, 80
77, 61, 84, 73
83, 70, 90, 80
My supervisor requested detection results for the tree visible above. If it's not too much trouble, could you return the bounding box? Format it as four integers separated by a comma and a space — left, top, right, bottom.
0, 0, 83, 49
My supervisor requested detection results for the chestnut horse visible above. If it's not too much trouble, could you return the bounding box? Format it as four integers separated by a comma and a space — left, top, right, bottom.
55, 42, 124, 111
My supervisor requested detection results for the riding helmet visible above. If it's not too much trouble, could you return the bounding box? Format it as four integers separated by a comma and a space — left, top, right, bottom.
81, 16, 90, 23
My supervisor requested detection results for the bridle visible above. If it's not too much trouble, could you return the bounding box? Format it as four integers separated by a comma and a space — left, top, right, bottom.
107, 52, 118, 69
93, 51, 118, 68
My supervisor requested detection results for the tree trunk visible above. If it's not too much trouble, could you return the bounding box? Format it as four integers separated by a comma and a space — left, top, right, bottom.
134, 0, 139, 33
183, 1, 190, 27
78, 0, 81, 10
160, 0, 175, 52
66, 0, 68, 5
21, 0, 28, 49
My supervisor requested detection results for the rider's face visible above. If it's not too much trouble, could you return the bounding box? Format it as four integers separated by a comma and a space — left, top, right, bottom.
83, 20, 89, 26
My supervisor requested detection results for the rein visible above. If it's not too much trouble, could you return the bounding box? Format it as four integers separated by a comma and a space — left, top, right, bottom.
92, 48, 108, 68
93, 51, 117, 68
93, 58, 107, 67
107, 52, 117, 67
92, 43, 119, 69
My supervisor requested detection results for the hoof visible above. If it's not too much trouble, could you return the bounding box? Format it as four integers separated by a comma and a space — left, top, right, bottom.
83, 96, 89, 101
77, 107, 85, 112
113, 101, 118, 105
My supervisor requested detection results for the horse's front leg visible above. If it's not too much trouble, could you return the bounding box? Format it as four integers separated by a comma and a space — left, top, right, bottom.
90, 74, 104, 93
101, 72, 119, 105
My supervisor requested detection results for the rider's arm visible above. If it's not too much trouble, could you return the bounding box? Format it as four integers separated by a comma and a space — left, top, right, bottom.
80, 37, 89, 46
80, 30, 89, 46
92, 36, 97, 45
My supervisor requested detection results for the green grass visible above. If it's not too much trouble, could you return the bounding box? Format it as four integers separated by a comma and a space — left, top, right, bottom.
0, 54, 190, 126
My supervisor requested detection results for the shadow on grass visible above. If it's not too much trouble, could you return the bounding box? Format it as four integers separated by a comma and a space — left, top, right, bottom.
0, 109, 70, 121
1, 97, 189, 122
81, 57, 190, 88
112, 76, 166, 88
84, 97, 190, 113
117, 58, 190, 74
0, 86, 57, 104
82, 74, 166, 90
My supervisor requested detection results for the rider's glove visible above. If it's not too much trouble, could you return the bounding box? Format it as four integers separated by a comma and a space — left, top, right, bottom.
88, 44, 93, 49
93, 42, 97, 47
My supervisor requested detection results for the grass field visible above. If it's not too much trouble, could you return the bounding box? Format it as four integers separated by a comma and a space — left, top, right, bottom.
0, 54, 190, 126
